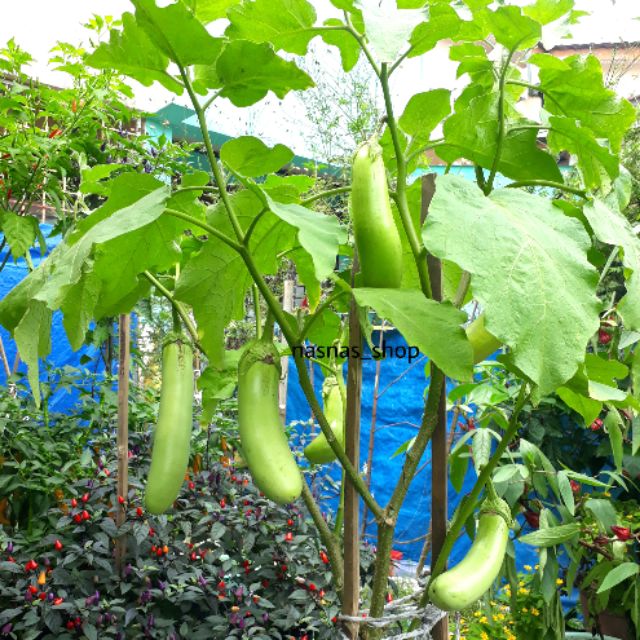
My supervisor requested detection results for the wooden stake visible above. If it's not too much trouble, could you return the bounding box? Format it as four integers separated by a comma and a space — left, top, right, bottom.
115, 314, 130, 576
342, 269, 363, 640
0, 335, 11, 379
422, 174, 449, 640
278, 279, 294, 421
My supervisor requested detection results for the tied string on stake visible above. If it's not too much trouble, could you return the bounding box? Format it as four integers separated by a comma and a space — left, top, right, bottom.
337, 590, 457, 639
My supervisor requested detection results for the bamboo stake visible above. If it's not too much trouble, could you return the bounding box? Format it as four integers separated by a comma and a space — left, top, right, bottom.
422, 174, 449, 640
342, 263, 363, 640
115, 314, 130, 576
0, 335, 11, 378
278, 279, 294, 421
360, 325, 385, 538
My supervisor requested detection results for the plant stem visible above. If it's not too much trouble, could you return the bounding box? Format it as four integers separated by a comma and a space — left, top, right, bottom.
485, 49, 516, 194
252, 285, 262, 339
367, 366, 446, 633
301, 186, 351, 205
411, 384, 529, 629
301, 480, 344, 597
142, 271, 202, 350
505, 180, 587, 199
164, 207, 242, 251
379, 63, 432, 299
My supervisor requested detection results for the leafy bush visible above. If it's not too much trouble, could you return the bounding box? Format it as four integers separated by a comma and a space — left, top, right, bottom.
0, 406, 374, 639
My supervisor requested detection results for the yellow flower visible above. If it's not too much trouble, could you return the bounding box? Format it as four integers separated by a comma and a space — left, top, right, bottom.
479, 616, 488, 624
480, 632, 489, 640
524, 564, 532, 571
604, 491, 611, 498
556, 578, 564, 586
534, 564, 540, 570
531, 607, 540, 616
474, 611, 482, 618
519, 588, 529, 595
496, 612, 506, 620
522, 607, 529, 614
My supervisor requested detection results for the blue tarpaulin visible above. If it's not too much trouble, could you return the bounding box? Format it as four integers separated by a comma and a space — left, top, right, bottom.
285, 330, 543, 572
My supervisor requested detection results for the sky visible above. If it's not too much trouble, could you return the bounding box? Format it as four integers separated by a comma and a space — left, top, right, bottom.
1, 0, 638, 158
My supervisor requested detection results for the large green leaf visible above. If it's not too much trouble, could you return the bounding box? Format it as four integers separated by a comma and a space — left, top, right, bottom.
531, 53, 636, 152
358, 0, 427, 63
409, 4, 465, 57
182, 0, 240, 23
441, 92, 563, 182
175, 190, 296, 365
547, 116, 619, 190
226, 0, 317, 55
220, 136, 293, 177
398, 90, 451, 156
351, 288, 473, 381
132, 0, 225, 67
86, 12, 183, 94
423, 176, 600, 394
523, 0, 574, 25
583, 200, 640, 330
489, 6, 541, 51
0, 175, 172, 402
199, 40, 314, 107
264, 195, 346, 281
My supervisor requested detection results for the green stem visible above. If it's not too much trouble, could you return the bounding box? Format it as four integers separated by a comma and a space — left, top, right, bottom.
485, 49, 516, 194
344, 12, 381, 78
179, 67, 245, 243
367, 366, 446, 627
505, 180, 587, 199
379, 63, 432, 299
301, 481, 344, 597
142, 271, 202, 350
300, 185, 351, 205
597, 246, 620, 287
164, 208, 242, 251
334, 469, 346, 536
253, 284, 262, 339
173, 185, 219, 195
411, 384, 529, 628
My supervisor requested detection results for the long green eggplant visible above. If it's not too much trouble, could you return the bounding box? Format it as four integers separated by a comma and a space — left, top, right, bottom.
428, 504, 510, 611
145, 335, 194, 515
238, 338, 302, 504
304, 373, 345, 464
350, 138, 403, 288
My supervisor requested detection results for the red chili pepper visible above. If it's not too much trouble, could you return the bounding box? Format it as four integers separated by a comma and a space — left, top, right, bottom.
218, 580, 225, 590
320, 551, 329, 565
220, 498, 226, 508
156, 548, 163, 557
287, 519, 293, 526
54, 597, 63, 605
136, 507, 143, 517
70, 498, 78, 508
118, 496, 125, 505
81, 493, 89, 503
71, 99, 77, 113
590, 418, 604, 431
73, 514, 82, 523
570, 480, 581, 493
188, 481, 195, 490
54, 539, 63, 551
104, 468, 111, 477
308, 583, 317, 591
48, 128, 62, 139
611, 525, 633, 541
190, 552, 197, 561
598, 329, 612, 345
66, 621, 75, 630
38, 592, 47, 601
28, 585, 38, 595
82, 510, 90, 521
284, 532, 293, 543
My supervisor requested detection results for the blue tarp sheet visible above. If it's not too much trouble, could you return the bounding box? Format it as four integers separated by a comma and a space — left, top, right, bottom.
285, 330, 543, 572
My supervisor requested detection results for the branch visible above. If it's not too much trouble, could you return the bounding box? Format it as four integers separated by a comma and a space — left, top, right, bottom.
142, 271, 203, 351
505, 180, 587, 199
164, 208, 242, 251
301, 481, 344, 596
301, 185, 351, 205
